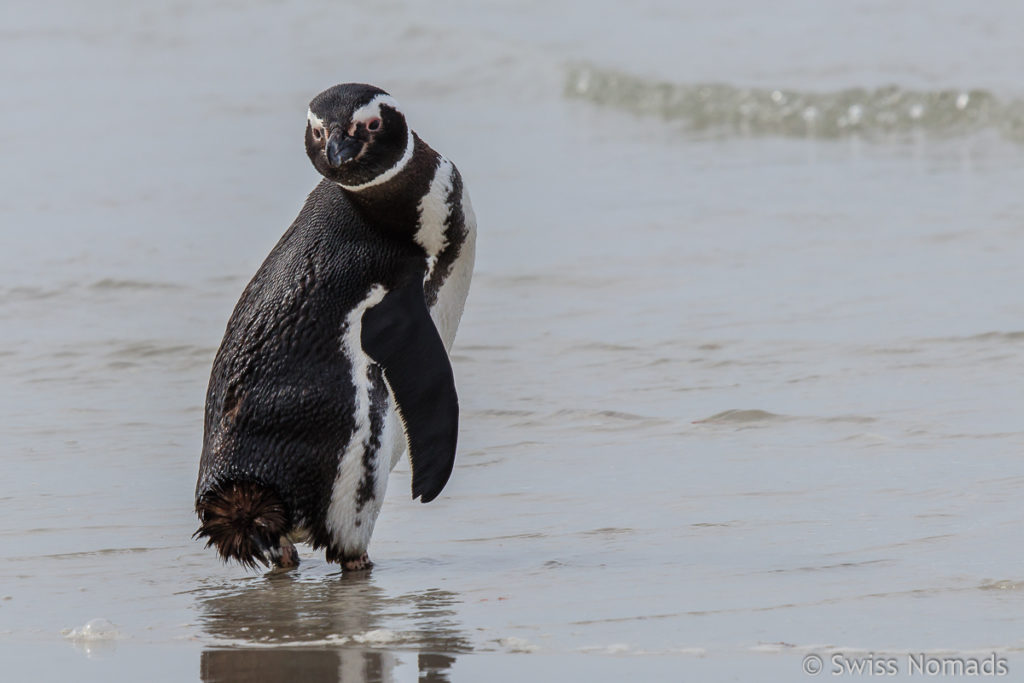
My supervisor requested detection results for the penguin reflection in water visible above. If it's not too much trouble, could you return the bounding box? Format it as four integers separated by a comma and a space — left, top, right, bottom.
195, 84, 475, 571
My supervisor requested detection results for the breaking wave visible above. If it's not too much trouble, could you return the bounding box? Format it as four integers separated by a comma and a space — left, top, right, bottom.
565, 64, 1024, 141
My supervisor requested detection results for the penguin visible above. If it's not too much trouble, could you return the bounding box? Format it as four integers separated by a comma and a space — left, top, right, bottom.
194, 84, 476, 571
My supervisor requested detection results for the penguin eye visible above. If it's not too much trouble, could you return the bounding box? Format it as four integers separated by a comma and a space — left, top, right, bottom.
366, 118, 382, 132
311, 126, 323, 142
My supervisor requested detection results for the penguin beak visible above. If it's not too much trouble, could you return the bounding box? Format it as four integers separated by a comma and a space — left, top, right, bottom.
326, 133, 364, 168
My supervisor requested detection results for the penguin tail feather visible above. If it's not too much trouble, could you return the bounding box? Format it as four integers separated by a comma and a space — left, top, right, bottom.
194, 481, 290, 569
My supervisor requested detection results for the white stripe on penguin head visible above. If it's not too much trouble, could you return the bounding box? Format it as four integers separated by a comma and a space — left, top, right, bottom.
350, 94, 401, 127
307, 108, 326, 130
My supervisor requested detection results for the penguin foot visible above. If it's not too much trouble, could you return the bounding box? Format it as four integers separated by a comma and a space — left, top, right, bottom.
342, 553, 373, 572
272, 537, 300, 569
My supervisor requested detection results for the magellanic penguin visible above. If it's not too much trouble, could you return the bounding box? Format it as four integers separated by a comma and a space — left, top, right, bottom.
194, 84, 476, 571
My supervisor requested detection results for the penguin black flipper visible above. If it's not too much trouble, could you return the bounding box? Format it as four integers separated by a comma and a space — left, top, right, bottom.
361, 274, 458, 503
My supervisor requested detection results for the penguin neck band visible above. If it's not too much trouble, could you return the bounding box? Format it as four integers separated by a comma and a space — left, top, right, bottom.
338, 129, 416, 193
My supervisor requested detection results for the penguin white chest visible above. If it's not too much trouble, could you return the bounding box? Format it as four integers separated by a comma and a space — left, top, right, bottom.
415, 156, 477, 350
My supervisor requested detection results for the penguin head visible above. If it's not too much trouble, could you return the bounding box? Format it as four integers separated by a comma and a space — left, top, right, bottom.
305, 84, 413, 190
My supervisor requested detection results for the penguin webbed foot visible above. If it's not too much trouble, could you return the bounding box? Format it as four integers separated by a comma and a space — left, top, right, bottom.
270, 537, 300, 570
342, 553, 373, 572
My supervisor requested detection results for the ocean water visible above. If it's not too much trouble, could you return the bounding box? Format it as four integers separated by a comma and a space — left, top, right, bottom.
2, 1, 1023, 680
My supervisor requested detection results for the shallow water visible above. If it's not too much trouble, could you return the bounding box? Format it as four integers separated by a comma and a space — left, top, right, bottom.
2, 1, 1024, 681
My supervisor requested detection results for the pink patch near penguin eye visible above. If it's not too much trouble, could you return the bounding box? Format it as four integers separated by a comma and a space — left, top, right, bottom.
367, 118, 382, 132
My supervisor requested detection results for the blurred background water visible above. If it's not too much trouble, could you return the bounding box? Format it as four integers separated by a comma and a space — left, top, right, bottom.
1, 1, 1023, 681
